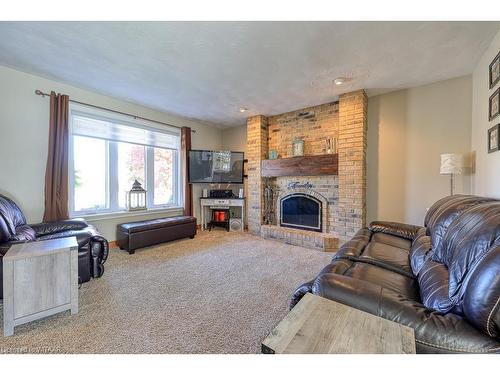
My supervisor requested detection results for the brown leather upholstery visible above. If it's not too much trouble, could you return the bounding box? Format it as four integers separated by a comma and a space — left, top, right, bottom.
369, 221, 422, 241
291, 195, 500, 353
116, 216, 197, 254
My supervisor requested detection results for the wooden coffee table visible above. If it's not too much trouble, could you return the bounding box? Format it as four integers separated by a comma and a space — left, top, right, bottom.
262, 293, 415, 354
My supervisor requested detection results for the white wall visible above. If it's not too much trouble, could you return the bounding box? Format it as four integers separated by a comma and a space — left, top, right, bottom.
471, 29, 500, 198
367, 76, 473, 225
0, 65, 222, 240
220, 125, 247, 223
221, 125, 247, 154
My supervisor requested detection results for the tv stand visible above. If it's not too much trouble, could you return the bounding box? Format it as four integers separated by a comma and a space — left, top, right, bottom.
200, 198, 245, 232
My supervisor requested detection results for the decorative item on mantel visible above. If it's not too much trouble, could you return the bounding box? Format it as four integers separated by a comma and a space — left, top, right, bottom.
264, 184, 280, 225
326, 137, 337, 154
126, 179, 147, 211
269, 150, 279, 160
440, 153, 464, 196
292, 138, 304, 157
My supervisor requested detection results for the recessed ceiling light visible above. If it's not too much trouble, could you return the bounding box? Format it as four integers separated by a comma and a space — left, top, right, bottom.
334, 77, 346, 86
239, 107, 248, 113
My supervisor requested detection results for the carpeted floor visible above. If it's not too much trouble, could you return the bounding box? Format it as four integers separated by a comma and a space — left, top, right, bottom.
0, 230, 331, 353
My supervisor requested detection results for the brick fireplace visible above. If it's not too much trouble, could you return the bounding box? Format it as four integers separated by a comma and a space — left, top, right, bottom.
246, 90, 367, 251
279, 191, 323, 232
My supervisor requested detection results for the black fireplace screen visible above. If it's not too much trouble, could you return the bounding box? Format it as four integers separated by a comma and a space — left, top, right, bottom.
280, 193, 321, 232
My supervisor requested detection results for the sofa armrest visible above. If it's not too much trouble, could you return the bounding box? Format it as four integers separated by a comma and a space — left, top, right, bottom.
290, 280, 314, 310
31, 218, 89, 237
89, 233, 109, 277
311, 273, 500, 353
369, 221, 423, 241
334, 228, 372, 259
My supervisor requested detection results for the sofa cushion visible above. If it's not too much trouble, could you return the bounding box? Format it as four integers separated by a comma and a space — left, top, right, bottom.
10, 224, 36, 242
417, 201, 500, 323
410, 229, 432, 275
118, 216, 196, 234
417, 259, 450, 311
423, 195, 495, 256
310, 256, 420, 302
358, 232, 412, 275
335, 228, 414, 277
334, 259, 420, 301
370, 232, 412, 250
463, 246, 500, 338
441, 203, 500, 297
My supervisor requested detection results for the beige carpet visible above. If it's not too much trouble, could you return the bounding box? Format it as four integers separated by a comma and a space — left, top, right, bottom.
0, 230, 331, 353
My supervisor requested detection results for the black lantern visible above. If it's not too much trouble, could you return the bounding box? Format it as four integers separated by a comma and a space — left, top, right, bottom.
127, 180, 147, 211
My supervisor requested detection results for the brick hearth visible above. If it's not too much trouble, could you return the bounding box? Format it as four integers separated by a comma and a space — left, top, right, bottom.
246, 90, 367, 249
261, 225, 338, 252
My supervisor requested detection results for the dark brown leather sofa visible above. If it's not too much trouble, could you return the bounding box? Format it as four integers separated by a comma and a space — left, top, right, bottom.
0, 194, 109, 299
291, 195, 500, 353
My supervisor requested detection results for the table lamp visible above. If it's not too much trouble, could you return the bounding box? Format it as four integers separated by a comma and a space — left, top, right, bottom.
440, 153, 464, 195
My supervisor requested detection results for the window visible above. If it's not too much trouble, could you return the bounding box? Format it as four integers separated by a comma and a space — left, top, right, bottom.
153, 148, 175, 206
69, 104, 182, 216
73, 136, 107, 212
117, 143, 146, 209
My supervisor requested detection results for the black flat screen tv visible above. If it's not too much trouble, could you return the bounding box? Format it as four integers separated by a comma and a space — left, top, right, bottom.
188, 150, 244, 184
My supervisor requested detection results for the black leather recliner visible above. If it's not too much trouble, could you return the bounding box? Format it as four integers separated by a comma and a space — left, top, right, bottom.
0, 194, 109, 298
291, 195, 500, 353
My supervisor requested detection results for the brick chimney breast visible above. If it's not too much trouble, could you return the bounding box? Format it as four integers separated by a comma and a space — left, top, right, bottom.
246, 92, 367, 246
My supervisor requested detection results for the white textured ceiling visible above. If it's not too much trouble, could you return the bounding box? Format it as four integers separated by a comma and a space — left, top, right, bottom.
0, 21, 499, 127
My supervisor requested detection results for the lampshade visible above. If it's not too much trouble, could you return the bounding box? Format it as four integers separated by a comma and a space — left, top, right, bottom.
440, 153, 464, 175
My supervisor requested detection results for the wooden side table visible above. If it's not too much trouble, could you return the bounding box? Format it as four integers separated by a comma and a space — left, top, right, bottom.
3, 237, 79, 336
262, 293, 416, 354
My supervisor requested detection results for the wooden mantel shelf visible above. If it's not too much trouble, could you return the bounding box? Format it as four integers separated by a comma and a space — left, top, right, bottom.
261, 154, 338, 177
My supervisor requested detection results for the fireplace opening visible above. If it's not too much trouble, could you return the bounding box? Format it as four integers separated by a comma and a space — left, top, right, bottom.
280, 193, 322, 232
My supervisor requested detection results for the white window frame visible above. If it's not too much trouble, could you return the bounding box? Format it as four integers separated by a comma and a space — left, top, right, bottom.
68, 103, 183, 218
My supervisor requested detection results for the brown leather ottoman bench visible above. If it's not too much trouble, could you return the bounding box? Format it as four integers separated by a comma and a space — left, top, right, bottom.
116, 216, 197, 254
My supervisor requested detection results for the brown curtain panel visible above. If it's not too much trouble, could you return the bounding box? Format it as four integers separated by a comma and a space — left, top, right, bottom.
43, 91, 70, 222
181, 126, 193, 217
